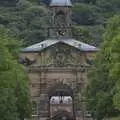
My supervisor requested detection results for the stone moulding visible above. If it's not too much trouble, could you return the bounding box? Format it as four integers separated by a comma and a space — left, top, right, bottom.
27, 66, 88, 73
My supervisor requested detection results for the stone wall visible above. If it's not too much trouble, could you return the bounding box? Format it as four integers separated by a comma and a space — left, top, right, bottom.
20, 44, 96, 120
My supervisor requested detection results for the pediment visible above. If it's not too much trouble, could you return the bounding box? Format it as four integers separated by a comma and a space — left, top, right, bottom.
21, 39, 98, 53
20, 42, 96, 67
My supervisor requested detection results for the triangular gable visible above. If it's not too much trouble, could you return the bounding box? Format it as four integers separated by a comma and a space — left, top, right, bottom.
21, 39, 99, 53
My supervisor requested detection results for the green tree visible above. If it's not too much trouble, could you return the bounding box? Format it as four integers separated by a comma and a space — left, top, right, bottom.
0, 38, 19, 120
0, 0, 49, 46
0, 27, 31, 120
72, 3, 98, 25
0, 88, 18, 120
0, 0, 18, 7
72, 25, 94, 44
106, 15, 120, 111
111, 35, 120, 111
86, 15, 120, 120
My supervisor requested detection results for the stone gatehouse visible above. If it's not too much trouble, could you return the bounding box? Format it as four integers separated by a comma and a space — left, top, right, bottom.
20, 0, 98, 120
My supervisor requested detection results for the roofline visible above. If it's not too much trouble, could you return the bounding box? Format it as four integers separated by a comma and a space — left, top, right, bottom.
21, 50, 99, 53
20, 41, 99, 53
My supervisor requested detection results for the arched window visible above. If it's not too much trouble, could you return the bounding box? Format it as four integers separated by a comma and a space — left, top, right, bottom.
48, 83, 73, 104
48, 83, 73, 98
54, 11, 66, 26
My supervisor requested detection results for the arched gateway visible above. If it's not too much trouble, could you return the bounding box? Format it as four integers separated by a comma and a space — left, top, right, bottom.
48, 83, 74, 119
20, 0, 98, 120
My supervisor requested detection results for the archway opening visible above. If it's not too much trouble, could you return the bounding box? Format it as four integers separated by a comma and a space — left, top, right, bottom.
48, 83, 73, 98
48, 83, 75, 119
48, 83, 73, 104
54, 11, 66, 26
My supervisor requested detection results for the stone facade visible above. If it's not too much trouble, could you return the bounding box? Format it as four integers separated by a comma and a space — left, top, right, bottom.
20, 0, 98, 120
20, 43, 97, 120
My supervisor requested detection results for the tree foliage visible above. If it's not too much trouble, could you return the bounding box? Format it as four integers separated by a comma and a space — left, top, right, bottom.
0, 0, 120, 46
72, 3, 98, 25
0, 0, 49, 46
0, 27, 31, 120
86, 15, 120, 120
72, 25, 94, 44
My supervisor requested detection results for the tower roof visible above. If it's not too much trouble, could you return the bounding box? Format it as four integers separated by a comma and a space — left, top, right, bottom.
50, 0, 72, 7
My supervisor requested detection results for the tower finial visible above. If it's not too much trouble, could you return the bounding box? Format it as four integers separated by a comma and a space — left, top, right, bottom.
48, 0, 72, 39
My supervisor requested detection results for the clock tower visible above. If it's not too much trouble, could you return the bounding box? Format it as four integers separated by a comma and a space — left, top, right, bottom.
48, 0, 72, 38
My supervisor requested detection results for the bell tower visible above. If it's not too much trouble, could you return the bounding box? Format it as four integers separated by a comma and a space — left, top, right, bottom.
49, 0, 72, 38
